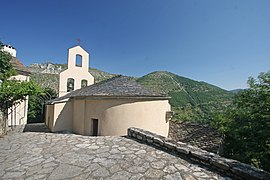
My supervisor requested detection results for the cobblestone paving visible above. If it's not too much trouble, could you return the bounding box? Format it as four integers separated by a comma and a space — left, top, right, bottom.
0, 126, 231, 179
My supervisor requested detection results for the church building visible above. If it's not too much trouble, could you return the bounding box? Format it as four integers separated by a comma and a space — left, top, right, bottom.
45, 45, 171, 137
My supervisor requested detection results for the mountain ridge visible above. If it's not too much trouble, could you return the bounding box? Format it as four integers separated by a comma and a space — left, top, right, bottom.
27, 62, 233, 122
230, 89, 245, 94
27, 62, 118, 91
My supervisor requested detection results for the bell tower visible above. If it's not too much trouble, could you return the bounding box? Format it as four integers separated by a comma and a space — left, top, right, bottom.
58, 45, 94, 97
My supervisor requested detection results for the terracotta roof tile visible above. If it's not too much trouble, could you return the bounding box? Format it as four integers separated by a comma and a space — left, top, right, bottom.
11, 57, 30, 74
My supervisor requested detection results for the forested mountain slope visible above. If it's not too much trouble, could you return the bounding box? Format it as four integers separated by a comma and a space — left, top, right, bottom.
137, 71, 233, 122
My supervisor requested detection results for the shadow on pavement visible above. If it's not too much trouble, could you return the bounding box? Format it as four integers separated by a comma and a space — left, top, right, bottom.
23, 123, 50, 133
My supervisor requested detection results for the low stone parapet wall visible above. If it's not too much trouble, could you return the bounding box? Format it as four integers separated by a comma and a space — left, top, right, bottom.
127, 127, 270, 180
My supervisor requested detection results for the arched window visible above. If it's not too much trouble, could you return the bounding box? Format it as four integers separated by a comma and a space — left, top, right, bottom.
67, 78, 74, 92
81, 79, 88, 88
76, 54, 82, 67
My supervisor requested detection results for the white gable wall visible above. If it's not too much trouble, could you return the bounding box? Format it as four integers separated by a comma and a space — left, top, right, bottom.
59, 46, 94, 97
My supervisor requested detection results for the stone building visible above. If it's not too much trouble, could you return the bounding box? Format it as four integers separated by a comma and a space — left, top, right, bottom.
45, 45, 171, 137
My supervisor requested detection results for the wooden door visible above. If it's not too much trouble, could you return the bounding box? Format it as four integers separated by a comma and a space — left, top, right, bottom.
92, 119, 98, 136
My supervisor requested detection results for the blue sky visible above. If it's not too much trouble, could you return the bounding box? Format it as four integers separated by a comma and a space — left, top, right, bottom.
1, 0, 270, 90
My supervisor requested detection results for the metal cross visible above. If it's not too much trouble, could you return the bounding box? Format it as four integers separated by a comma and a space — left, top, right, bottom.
77, 38, 81, 45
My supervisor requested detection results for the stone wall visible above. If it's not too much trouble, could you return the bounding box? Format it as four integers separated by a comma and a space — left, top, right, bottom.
169, 120, 223, 153
128, 127, 270, 180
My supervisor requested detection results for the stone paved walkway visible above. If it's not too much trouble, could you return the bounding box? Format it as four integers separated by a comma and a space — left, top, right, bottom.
0, 125, 231, 179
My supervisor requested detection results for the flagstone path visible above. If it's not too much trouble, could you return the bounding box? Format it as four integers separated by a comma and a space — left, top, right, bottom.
0, 124, 231, 179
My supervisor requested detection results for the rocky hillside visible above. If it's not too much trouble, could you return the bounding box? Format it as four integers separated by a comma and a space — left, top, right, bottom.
28, 63, 117, 91
137, 71, 233, 122
28, 63, 65, 74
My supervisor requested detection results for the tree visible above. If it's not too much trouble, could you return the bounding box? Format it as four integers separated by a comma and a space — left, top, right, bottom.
213, 71, 270, 171
0, 41, 43, 135
0, 47, 16, 81
28, 87, 57, 123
